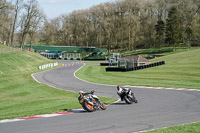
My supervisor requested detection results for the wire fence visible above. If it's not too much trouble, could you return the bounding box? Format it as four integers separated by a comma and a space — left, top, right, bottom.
0, 47, 21, 54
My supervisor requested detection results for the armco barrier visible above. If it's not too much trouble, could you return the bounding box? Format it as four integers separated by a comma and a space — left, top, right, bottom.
106, 67, 127, 72
38, 62, 58, 70
100, 63, 117, 66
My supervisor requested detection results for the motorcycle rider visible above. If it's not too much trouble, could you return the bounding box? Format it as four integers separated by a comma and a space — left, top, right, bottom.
117, 85, 138, 103
117, 85, 126, 101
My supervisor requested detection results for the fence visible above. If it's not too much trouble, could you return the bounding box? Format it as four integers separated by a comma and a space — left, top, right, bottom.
106, 61, 165, 72
0, 47, 20, 54
62, 53, 81, 60
40, 53, 59, 59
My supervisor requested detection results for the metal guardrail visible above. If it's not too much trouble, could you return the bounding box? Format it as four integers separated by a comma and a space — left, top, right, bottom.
38, 62, 58, 70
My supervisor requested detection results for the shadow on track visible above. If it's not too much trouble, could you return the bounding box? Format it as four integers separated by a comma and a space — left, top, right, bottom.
63, 108, 87, 113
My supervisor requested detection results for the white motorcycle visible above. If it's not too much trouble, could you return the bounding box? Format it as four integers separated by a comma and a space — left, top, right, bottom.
117, 85, 138, 104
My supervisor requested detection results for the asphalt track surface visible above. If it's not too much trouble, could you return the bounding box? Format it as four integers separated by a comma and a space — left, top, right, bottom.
1, 60, 200, 133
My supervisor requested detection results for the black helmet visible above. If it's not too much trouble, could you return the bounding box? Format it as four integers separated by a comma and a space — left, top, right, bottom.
117, 85, 121, 90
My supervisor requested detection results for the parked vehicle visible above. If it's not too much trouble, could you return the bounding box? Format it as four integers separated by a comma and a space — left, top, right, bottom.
117, 85, 138, 104
78, 90, 106, 112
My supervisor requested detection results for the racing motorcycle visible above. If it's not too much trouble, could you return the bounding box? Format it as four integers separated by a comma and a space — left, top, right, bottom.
117, 85, 138, 104
78, 90, 106, 112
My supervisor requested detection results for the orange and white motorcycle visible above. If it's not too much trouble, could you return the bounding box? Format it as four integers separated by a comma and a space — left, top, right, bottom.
78, 90, 106, 112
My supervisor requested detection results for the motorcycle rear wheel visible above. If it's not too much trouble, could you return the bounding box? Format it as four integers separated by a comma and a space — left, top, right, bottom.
82, 101, 94, 112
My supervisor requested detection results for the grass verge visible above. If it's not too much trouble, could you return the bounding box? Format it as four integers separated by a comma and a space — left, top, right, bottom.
144, 122, 200, 133
0, 45, 116, 120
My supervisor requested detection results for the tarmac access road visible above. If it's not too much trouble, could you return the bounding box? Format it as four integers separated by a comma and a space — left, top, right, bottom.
0, 60, 200, 133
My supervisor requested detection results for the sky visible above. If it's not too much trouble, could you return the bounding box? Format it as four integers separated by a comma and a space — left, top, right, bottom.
37, 0, 116, 19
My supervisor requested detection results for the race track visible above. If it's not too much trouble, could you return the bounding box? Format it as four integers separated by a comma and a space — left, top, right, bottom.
0, 60, 200, 133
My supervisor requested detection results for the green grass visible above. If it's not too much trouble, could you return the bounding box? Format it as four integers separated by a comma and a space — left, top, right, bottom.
122, 47, 200, 57
76, 48, 200, 89
144, 122, 200, 133
0, 45, 117, 120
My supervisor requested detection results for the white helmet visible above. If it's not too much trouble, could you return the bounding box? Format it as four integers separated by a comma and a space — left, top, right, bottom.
117, 85, 122, 94
79, 90, 84, 94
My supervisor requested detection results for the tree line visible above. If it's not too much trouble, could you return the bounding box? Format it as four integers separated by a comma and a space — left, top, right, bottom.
0, 0, 44, 49
1, 0, 200, 51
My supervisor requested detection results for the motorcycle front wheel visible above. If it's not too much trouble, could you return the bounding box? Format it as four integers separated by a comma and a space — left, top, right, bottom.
124, 95, 134, 104
100, 103, 106, 110
82, 101, 94, 112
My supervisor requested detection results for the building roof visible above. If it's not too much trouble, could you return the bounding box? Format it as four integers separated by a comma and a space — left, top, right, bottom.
137, 56, 151, 63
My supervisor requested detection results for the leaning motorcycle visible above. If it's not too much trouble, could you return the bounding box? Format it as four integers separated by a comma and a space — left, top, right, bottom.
78, 90, 106, 112
117, 85, 138, 104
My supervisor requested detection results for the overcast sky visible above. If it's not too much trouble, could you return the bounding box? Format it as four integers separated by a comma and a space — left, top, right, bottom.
37, 0, 116, 19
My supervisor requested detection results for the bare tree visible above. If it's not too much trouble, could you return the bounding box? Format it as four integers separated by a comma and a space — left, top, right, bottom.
19, 0, 41, 49
28, 10, 45, 48
10, 0, 23, 46
0, 0, 12, 45
0, 0, 8, 10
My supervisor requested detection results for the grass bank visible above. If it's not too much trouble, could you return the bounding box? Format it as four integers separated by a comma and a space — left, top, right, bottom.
76, 48, 200, 89
0, 45, 116, 120
144, 121, 200, 133
122, 47, 200, 57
